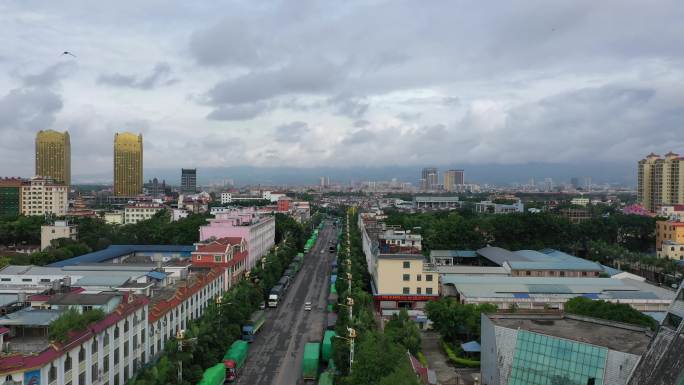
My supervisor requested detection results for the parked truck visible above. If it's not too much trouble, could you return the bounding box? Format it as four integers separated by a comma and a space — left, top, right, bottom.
223, 340, 249, 382
277, 275, 291, 292
302, 342, 321, 381
242, 310, 266, 342
198, 363, 225, 385
322, 330, 336, 361
268, 284, 284, 307
318, 370, 334, 385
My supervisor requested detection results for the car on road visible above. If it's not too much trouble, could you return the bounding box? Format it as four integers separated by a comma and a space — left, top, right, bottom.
259, 301, 266, 310
304, 302, 312, 311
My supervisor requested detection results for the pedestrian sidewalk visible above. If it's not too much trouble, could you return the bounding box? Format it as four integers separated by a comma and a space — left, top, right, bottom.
421, 331, 459, 385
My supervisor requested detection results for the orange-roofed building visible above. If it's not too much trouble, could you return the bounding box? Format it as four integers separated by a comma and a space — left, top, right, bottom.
192, 237, 248, 289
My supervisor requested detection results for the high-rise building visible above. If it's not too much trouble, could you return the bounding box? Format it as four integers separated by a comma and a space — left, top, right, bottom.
421, 167, 438, 191
443, 169, 464, 191
319, 176, 330, 188
113, 132, 143, 197
638, 152, 684, 212
0, 178, 23, 218
35, 130, 71, 185
570, 177, 580, 189
21, 177, 68, 216
181, 168, 197, 194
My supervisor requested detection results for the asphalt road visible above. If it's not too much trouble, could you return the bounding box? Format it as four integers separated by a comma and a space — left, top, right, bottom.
237, 221, 336, 385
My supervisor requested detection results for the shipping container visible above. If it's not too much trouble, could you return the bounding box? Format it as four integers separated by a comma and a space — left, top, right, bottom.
302, 342, 321, 380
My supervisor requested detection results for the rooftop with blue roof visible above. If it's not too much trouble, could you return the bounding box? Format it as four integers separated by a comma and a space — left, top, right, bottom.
48, 244, 193, 267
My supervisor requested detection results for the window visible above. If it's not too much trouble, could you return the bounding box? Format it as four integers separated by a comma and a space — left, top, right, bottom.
103, 355, 109, 372
79, 346, 85, 361
92, 339, 98, 353
141, 329, 146, 344
425, 274, 433, 282
560, 271, 566, 277
426, 288, 433, 295
525, 271, 531, 276
124, 319, 129, 333
65, 354, 72, 371
124, 341, 129, 358
22, 278, 32, 282
403, 261, 410, 268
49, 364, 57, 382
416, 274, 422, 281
92, 363, 99, 381
79, 372, 85, 385
402, 287, 410, 294
215, 255, 222, 262
417, 287, 422, 294
104, 332, 110, 347
114, 326, 119, 339
114, 373, 119, 385
582, 271, 587, 277
0, 278, 9, 282
402, 274, 410, 281
114, 348, 120, 365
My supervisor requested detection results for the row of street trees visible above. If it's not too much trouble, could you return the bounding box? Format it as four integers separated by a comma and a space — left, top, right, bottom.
130, 214, 312, 385
332, 209, 423, 385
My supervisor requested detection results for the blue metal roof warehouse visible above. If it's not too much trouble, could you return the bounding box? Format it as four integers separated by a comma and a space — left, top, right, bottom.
48, 245, 194, 267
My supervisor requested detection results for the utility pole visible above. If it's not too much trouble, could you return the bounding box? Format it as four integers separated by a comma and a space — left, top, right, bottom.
176, 329, 197, 383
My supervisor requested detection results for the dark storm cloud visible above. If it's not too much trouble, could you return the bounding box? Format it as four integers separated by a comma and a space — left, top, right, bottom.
22, 62, 76, 88
207, 102, 269, 121
98, 62, 177, 90
274, 121, 309, 143
206, 57, 342, 105
0, 88, 63, 130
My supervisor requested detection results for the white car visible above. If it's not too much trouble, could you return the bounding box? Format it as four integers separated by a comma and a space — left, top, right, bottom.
304, 302, 312, 311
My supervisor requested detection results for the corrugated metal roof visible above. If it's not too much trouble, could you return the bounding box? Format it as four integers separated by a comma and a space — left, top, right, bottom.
430, 250, 478, 258
0, 308, 64, 326
48, 245, 193, 267
507, 261, 602, 271
442, 276, 674, 301
146, 271, 167, 280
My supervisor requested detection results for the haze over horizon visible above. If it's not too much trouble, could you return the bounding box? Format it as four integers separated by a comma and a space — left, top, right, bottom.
1, 1, 683, 181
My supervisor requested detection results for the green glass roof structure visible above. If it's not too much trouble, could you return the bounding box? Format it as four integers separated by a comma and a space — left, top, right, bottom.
509, 330, 608, 385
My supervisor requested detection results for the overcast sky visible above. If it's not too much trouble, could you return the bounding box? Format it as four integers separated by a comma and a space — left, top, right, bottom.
1, 0, 683, 182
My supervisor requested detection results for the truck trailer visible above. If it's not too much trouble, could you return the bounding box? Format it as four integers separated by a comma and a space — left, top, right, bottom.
302, 342, 321, 380
223, 340, 249, 383
242, 310, 266, 342
268, 284, 284, 307
198, 363, 225, 385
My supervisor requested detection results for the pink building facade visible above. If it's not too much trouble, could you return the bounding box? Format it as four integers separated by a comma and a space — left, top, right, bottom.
199, 208, 276, 269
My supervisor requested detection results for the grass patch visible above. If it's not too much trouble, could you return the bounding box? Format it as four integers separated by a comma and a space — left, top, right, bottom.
441, 340, 480, 368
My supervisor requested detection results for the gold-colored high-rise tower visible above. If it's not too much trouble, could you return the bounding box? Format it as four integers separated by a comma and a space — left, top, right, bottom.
114, 132, 143, 196
35, 130, 71, 185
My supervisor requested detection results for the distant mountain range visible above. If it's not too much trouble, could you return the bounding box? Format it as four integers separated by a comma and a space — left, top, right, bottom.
72, 162, 636, 187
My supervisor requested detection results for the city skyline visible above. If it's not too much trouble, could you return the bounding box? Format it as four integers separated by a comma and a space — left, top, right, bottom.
1, 2, 683, 178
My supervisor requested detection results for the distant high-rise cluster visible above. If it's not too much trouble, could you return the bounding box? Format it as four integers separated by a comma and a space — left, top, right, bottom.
181, 168, 197, 194
443, 169, 464, 192
420, 167, 439, 191
114, 132, 144, 196
35, 129, 71, 185
638, 152, 684, 212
